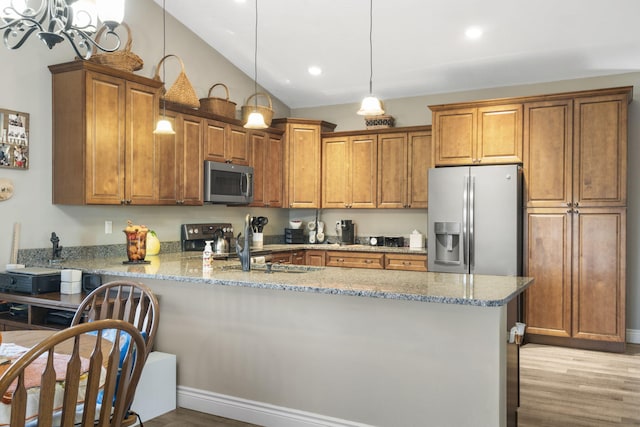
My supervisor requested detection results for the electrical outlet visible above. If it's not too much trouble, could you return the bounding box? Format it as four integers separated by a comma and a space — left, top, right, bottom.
105, 221, 112, 234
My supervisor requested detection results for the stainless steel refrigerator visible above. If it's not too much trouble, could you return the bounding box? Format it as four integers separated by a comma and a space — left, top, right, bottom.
427, 164, 522, 276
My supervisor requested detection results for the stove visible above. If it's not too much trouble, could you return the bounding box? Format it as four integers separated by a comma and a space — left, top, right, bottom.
180, 223, 234, 252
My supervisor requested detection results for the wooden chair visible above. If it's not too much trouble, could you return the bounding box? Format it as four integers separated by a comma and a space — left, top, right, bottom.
71, 280, 159, 360
0, 319, 147, 427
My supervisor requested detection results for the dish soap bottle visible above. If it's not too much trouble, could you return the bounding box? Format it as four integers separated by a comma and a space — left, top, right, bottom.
203, 240, 214, 270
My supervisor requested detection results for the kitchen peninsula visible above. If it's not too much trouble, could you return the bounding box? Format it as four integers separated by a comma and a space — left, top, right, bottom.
28, 250, 533, 427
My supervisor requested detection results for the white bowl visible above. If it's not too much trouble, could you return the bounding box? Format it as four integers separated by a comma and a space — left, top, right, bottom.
289, 220, 302, 229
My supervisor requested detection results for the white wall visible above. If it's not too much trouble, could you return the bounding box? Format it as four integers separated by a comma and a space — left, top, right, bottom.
293, 73, 640, 333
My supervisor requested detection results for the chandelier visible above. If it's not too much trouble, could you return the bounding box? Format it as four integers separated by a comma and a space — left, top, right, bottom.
0, 0, 125, 59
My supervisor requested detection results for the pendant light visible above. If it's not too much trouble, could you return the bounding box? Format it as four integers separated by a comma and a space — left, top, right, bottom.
244, 0, 268, 129
154, 0, 175, 135
357, 0, 384, 116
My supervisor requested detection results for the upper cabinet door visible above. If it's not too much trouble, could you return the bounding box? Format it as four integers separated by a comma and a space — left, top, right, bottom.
227, 124, 249, 165
287, 123, 321, 208
126, 80, 161, 205
477, 104, 523, 164
433, 108, 475, 165
573, 94, 628, 207
377, 133, 407, 208
523, 100, 573, 208
84, 71, 126, 205
407, 130, 431, 209
321, 136, 349, 208
350, 134, 377, 209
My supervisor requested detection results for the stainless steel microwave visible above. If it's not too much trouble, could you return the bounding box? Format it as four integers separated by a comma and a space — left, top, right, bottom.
203, 161, 253, 205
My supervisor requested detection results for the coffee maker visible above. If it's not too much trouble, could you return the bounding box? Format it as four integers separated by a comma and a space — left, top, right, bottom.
337, 220, 356, 245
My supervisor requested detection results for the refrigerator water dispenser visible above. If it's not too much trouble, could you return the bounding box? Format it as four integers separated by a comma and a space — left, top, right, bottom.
434, 222, 461, 265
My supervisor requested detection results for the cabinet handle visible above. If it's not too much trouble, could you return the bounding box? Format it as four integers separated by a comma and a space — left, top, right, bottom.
364, 259, 372, 264
575, 209, 579, 215
566, 202, 572, 207
566, 209, 573, 214
574, 202, 579, 207
403, 261, 411, 265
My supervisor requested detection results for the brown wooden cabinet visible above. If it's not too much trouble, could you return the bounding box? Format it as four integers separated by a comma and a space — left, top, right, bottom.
249, 129, 284, 208
431, 103, 522, 166
325, 251, 385, 269
524, 92, 628, 208
204, 119, 249, 165
291, 250, 306, 265
385, 253, 427, 272
50, 61, 162, 205
272, 118, 337, 209
377, 130, 432, 208
305, 250, 326, 266
322, 134, 377, 208
522, 87, 631, 351
573, 94, 628, 207
523, 99, 573, 207
270, 251, 292, 264
524, 207, 626, 351
321, 126, 431, 209
155, 110, 204, 205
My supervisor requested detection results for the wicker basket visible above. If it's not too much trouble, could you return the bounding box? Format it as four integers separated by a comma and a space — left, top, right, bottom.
241, 92, 274, 126
153, 54, 200, 109
365, 115, 395, 129
199, 83, 237, 118
88, 23, 144, 73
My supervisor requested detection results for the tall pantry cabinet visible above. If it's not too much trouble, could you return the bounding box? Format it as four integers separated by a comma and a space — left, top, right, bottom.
523, 87, 631, 352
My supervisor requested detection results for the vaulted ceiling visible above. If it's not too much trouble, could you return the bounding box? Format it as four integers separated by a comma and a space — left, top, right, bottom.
157, 0, 640, 108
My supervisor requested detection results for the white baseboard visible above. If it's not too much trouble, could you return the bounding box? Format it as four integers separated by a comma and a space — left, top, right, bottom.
627, 328, 640, 344
177, 386, 373, 427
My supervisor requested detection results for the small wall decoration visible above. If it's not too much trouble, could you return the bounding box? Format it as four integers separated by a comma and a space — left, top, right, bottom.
0, 108, 29, 170
0, 178, 14, 201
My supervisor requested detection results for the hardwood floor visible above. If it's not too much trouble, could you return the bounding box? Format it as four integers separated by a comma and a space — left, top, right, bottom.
518, 343, 640, 426
145, 343, 640, 426
143, 407, 260, 427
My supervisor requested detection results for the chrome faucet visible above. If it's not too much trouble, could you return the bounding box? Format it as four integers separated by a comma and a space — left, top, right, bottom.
235, 213, 251, 271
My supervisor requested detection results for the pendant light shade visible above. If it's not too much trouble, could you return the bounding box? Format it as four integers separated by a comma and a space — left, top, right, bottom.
245, 111, 268, 129
154, 118, 175, 134
154, 0, 175, 135
357, 95, 384, 116
244, 0, 268, 129
357, 0, 384, 116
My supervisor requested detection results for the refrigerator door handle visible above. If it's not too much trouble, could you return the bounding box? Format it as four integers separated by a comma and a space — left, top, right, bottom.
462, 175, 469, 267
469, 175, 475, 271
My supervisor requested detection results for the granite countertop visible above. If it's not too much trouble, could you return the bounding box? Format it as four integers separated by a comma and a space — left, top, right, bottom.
36, 250, 533, 308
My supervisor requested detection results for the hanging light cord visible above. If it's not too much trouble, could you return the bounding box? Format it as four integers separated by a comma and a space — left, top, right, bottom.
368, 0, 373, 95
254, 0, 259, 109
162, 0, 167, 117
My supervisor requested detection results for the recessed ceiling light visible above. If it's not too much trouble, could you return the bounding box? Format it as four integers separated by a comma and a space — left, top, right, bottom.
308, 66, 322, 76
465, 26, 483, 40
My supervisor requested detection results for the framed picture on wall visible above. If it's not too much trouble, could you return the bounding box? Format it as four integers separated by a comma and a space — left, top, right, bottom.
0, 108, 29, 170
